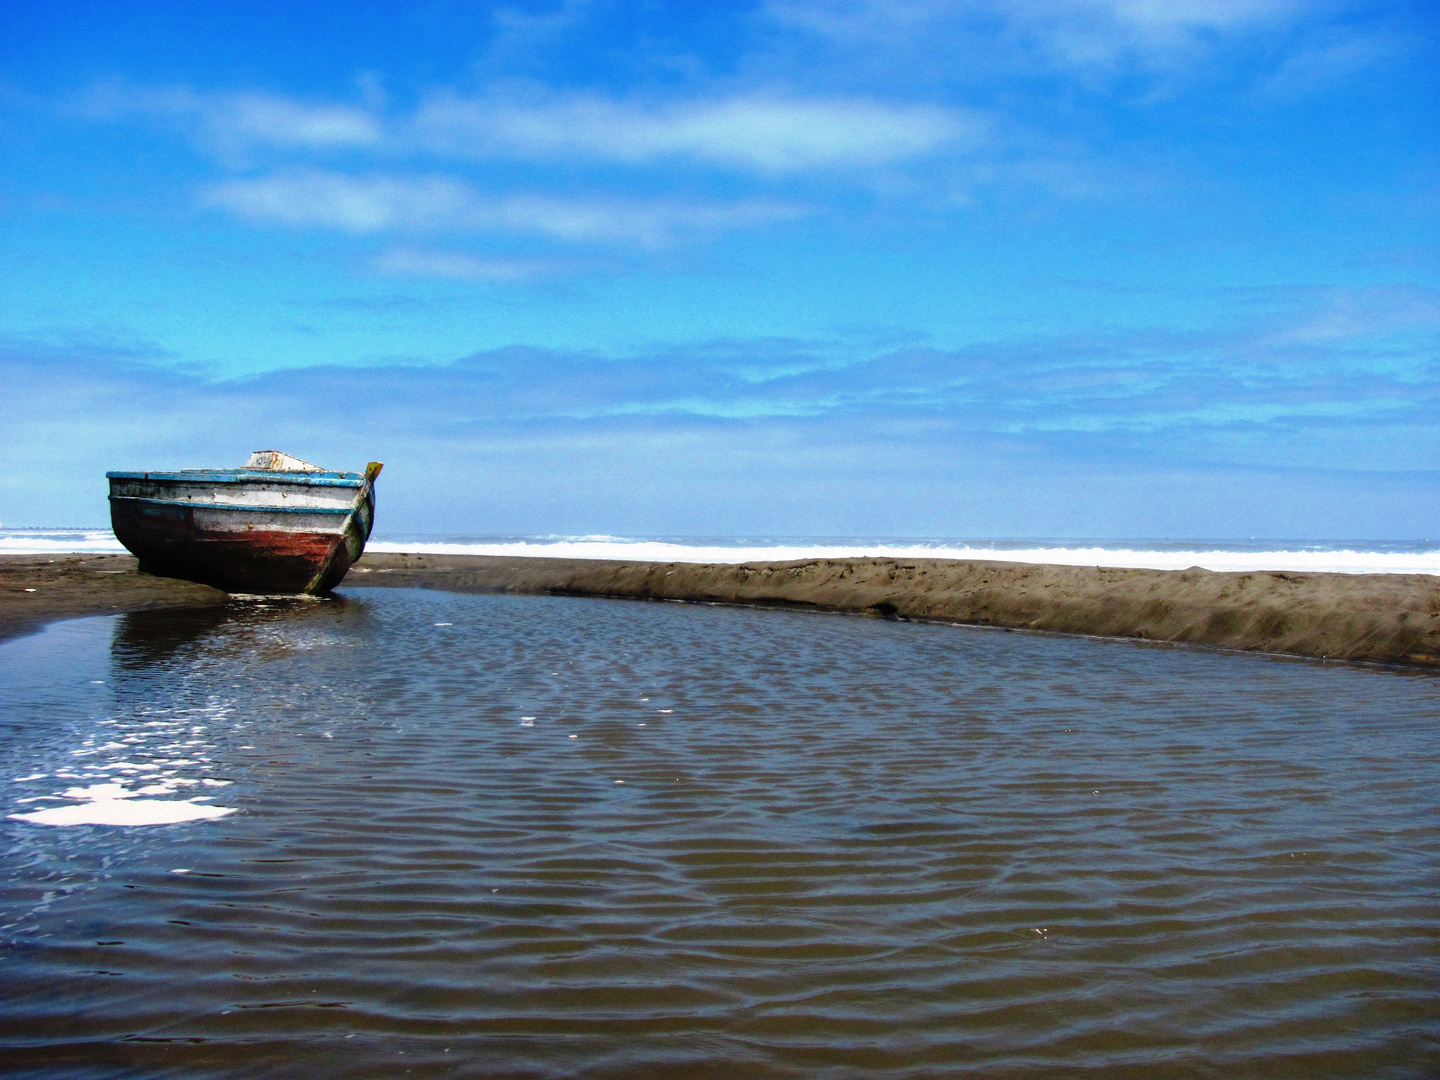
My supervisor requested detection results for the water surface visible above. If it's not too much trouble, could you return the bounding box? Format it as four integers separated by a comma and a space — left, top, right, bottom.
2, 589, 1437, 1078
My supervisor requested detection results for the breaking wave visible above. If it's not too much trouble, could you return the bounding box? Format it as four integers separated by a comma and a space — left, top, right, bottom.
365, 536, 1440, 575
3, 529, 1435, 575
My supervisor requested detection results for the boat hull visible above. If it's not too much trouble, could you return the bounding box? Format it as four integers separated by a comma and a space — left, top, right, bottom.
107, 468, 377, 594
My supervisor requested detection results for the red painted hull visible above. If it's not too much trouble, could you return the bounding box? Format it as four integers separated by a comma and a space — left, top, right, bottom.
113, 515, 352, 594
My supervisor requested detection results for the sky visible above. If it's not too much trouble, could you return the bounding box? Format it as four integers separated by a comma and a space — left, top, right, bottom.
2, 0, 1437, 538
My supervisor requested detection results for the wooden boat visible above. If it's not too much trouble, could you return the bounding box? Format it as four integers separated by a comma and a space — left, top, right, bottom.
107, 451, 383, 594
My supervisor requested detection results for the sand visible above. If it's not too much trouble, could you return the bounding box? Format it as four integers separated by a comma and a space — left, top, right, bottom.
0, 553, 226, 644
3, 552, 1437, 668
349, 552, 1440, 669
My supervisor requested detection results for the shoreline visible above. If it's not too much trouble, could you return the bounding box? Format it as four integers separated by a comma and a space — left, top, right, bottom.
0, 554, 227, 644
3, 552, 1437, 668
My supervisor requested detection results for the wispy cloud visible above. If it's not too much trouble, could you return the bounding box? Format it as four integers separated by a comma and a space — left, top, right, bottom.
85, 81, 961, 248
6, 286, 1435, 533
411, 91, 982, 171
1261, 28, 1396, 98
373, 247, 599, 282
203, 172, 469, 233
768, 0, 1342, 79
78, 83, 382, 155
54, 2, 1419, 266
1254, 285, 1440, 345
202, 171, 805, 245
81, 80, 980, 174
20, 285, 1430, 433
1024, 0, 1308, 65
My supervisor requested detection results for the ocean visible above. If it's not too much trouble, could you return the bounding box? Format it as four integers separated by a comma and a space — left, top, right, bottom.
2, 588, 1437, 1077
3, 529, 1439, 575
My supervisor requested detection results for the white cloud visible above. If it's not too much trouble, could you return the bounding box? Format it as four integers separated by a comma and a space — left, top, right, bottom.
768, 0, 1317, 72
373, 248, 558, 281
410, 91, 979, 171
80, 83, 381, 152
203, 171, 806, 245
216, 91, 381, 148
1019, 0, 1308, 69
1075, 0, 1302, 35
204, 172, 470, 232
776, 0, 1306, 40
84, 81, 978, 174
83, 81, 976, 173
1263, 286, 1440, 345
1262, 30, 1394, 97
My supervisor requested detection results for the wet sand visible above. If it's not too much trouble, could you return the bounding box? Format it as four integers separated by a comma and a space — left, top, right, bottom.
0, 554, 225, 644
3, 551, 1437, 667
351, 552, 1440, 668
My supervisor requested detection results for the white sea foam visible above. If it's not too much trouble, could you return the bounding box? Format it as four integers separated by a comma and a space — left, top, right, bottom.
11, 794, 235, 826
0, 531, 125, 554
9, 781, 235, 827
3, 529, 1434, 574
8, 694, 239, 827
366, 538, 1440, 576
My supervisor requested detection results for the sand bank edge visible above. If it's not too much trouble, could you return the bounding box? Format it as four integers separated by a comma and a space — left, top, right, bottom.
3, 552, 1436, 668
347, 552, 1440, 670
0, 554, 227, 644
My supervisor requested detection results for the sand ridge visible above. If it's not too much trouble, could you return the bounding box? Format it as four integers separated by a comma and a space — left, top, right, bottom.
0, 553, 226, 643
350, 552, 1440, 668
3, 552, 1437, 668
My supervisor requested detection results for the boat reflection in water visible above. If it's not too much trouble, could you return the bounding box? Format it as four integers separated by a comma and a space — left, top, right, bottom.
108, 592, 364, 672
107, 451, 382, 594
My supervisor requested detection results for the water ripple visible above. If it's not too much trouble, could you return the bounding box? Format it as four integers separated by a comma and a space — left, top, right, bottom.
2, 589, 1437, 1078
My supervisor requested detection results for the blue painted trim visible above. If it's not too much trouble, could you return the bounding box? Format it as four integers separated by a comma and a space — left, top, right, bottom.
106, 469, 364, 487
110, 495, 353, 515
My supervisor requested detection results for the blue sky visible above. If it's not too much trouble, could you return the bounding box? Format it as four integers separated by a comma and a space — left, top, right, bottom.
2, 0, 1436, 537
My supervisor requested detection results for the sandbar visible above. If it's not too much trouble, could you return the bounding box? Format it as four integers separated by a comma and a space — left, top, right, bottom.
351, 552, 1439, 668
0, 553, 226, 644
2, 552, 1436, 668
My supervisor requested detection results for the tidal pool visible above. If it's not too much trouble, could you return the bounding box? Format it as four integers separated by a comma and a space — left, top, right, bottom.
2, 589, 1437, 1078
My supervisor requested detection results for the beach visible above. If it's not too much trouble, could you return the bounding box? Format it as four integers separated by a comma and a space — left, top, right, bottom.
0, 553, 226, 644
3, 550, 1438, 666
9, 2, 1437, 1072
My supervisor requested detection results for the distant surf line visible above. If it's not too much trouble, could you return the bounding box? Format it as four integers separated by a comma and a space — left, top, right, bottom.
3, 531, 1436, 575
365, 537, 1440, 576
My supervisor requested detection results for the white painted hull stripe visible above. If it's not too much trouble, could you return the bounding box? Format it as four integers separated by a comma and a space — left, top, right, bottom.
110, 495, 352, 515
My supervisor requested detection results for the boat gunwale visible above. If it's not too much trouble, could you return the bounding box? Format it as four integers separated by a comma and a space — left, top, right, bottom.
108, 495, 355, 515
106, 469, 365, 488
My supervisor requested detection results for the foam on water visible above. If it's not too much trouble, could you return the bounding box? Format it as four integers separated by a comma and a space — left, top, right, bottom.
0, 530, 125, 555
5, 621, 240, 827
10, 781, 235, 827
2, 528, 1436, 573
366, 536, 1440, 574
